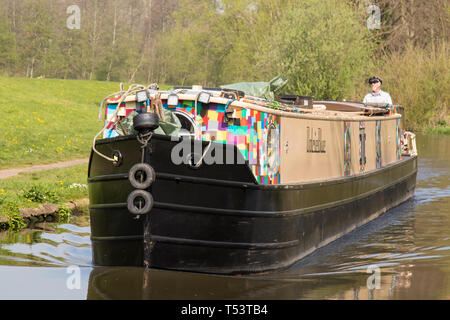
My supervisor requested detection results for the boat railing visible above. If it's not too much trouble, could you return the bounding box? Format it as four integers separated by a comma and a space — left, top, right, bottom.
100, 83, 404, 121
402, 131, 418, 157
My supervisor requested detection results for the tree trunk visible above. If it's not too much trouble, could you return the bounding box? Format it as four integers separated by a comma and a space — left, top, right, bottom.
106, 4, 118, 81
89, 0, 98, 81
146, 0, 153, 83
30, 57, 35, 79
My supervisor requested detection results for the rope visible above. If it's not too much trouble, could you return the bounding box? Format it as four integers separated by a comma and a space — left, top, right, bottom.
137, 132, 154, 163
194, 92, 200, 118
97, 84, 149, 121
93, 84, 150, 163
403, 131, 418, 157
151, 93, 165, 121
192, 141, 212, 168
224, 98, 235, 122
98, 91, 124, 121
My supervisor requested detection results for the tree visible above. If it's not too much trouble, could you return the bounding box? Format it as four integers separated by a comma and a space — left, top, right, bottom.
0, 19, 17, 74
253, 0, 375, 100
353, 0, 449, 51
19, 1, 56, 78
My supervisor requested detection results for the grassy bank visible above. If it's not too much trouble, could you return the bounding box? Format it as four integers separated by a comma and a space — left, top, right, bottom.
0, 77, 124, 169
426, 125, 450, 135
0, 163, 89, 226
0, 77, 174, 169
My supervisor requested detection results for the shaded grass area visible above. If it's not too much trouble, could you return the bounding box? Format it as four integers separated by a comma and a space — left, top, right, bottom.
0, 163, 89, 223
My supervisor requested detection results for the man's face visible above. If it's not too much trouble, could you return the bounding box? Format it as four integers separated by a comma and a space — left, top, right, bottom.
370, 80, 381, 92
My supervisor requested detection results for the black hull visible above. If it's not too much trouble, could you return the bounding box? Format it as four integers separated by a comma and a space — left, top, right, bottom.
88, 135, 417, 274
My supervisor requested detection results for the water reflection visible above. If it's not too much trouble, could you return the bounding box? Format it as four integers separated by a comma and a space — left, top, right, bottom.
87, 267, 342, 300
0, 222, 91, 267
0, 134, 449, 299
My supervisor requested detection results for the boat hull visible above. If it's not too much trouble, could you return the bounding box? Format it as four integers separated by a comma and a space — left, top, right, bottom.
88, 135, 417, 274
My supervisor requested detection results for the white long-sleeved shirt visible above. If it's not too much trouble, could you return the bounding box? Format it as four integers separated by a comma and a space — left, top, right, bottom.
363, 90, 393, 105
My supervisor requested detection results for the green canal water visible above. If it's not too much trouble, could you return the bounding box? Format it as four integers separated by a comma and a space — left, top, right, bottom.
0, 134, 449, 300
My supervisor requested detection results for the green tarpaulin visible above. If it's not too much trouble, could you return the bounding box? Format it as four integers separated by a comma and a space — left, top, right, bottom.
220, 75, 288, 101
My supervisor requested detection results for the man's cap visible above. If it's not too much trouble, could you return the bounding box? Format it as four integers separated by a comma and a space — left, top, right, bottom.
368, 76, 382, 84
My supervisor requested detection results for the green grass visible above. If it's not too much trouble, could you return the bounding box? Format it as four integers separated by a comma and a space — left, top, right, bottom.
0, 163, 89, 220
426, 126, 450, 135
0, 76, 173, 169
0, 77, 126, 169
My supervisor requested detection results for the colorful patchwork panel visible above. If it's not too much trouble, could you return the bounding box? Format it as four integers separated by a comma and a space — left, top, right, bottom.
164, 100, 281, 185
103, 98, 281, 185
344, 121, 352, 176
103, 99, 147, 138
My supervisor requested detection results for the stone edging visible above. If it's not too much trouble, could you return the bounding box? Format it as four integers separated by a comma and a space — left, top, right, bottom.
0, 198, 89, 230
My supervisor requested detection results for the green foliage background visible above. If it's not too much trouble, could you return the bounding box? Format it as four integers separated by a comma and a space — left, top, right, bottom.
0, 0, 448, 130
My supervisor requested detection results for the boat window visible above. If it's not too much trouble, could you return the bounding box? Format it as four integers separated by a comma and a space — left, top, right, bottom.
266, 124, 280, 174
359, 122, 367, 172
173, 110, 198, 137
376, 120, 382, 168
344, 122, 352, 176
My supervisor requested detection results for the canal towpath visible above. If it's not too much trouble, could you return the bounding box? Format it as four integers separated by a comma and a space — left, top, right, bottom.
0, 158, 90, 229
0, 158, 89, 180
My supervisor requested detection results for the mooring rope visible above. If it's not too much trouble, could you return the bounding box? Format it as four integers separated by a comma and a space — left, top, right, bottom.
137, 132, 154, 163
93, 84, 151, 163
151, 93, 165, 122
192, 141, 212, 168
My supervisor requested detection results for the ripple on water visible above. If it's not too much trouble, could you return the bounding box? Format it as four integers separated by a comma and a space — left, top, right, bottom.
0, 218, 92, 267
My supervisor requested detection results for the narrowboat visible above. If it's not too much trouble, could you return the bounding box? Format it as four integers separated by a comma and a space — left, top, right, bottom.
88, 84, 418, 274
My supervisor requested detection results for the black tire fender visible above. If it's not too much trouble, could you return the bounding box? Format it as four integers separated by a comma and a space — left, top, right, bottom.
127, 190, 154, 215
129, 163, 156, 189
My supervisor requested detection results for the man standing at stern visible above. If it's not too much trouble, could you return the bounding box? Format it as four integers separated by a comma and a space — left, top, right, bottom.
363, 76, 393, 106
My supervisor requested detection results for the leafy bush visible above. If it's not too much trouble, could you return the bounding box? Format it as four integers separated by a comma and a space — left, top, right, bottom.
4, 202, 26, 231
23, 186, 58, 203
153, 0, 375, 100
56, 205, 72, 223
256, 0, 375, 100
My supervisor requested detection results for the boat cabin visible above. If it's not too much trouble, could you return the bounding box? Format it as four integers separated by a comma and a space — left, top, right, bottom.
101, 86, 407, 185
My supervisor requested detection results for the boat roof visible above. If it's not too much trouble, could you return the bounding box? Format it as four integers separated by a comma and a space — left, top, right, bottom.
105, 86, 401, 122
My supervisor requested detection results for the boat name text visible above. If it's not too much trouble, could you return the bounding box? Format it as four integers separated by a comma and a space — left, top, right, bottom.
307, 127, 326, 153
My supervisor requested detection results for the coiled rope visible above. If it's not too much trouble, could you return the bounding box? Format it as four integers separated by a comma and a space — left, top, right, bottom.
93, 84, 155, 163
137, 132, 154, 163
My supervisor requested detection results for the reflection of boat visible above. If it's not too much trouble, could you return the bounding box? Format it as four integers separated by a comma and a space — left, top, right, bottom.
86, 266, 330, 300
88, 84, 418, 274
